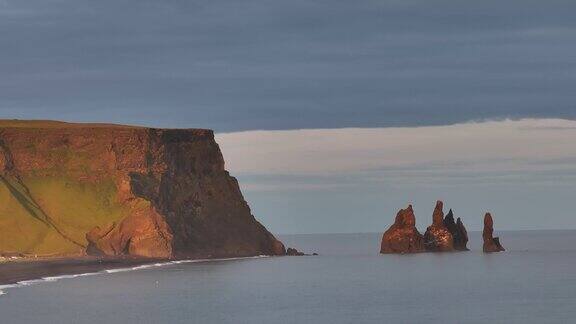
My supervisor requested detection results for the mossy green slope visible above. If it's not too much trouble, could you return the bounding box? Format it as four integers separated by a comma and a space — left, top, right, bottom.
0, 175, 128, 256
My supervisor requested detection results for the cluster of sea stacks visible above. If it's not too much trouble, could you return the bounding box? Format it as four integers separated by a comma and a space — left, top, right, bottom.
380, 200, 505, 254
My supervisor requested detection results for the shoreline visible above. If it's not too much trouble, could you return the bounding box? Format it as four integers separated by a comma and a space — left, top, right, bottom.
0, 255, 270, 290
0, 257, 168, 286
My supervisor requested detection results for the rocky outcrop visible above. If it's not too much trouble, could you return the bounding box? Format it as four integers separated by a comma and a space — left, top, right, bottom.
423, 201, 454, 252
0, 120, 286, 259
443, 209, 469, 251
483, 213, 505, 253
286, 247, 317, 256
286, 248, 305, 256
380, 205, 425, 254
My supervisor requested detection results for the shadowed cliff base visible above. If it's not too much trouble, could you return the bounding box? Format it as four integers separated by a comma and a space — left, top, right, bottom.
0, 120, 286, 259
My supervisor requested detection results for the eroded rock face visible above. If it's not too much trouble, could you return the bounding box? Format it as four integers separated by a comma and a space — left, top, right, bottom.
86, 200, 173, 258
0, 121, 286, 258
380, 205, 425, 254
483, 213, 505, 253
443, 209, 469, 251
423, 201, 454, 252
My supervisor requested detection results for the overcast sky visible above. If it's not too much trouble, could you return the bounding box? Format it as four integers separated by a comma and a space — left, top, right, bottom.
1, 0, 575, 233
1, 0, 576, 131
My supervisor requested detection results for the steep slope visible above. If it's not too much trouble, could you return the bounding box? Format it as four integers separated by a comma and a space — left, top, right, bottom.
0, 120, 285, 258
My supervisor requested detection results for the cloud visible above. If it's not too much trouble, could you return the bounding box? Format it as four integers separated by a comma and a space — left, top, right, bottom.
1, 0, 576, 131
216, 119, 576, 233
216, 119, 576, 176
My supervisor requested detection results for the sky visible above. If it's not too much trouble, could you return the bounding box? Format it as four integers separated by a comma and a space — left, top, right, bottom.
1, 0, 575, 233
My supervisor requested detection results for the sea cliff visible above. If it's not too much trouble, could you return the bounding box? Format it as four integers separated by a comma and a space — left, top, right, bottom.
0, 120, 285, 259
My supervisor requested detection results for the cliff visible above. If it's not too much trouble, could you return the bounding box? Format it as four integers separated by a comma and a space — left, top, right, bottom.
0, 120, 285, 259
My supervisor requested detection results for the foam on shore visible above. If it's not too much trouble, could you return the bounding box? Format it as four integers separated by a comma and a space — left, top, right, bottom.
0, 255, 269, 296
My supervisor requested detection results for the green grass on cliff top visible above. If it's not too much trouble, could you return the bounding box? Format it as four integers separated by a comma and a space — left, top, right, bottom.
0, 119, 212, 131
0, 119, 143, 129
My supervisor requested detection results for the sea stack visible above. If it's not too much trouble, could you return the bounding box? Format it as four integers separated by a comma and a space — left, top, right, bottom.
423, 201, 454, 252
483, 213, 505, 253
380, 205, 425, 254
443, 209, 469, 251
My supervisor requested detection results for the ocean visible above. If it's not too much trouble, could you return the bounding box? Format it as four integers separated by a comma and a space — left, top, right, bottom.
1, 231, 576, 323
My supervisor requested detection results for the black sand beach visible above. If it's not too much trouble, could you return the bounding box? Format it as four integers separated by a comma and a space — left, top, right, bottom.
0, 257, 165, 285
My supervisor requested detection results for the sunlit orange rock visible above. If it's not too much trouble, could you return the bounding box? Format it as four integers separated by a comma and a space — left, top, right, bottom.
86, 200, 173, 258
380, 205, 425, 254
483, 213, 505, 253
423, 201, 454, 252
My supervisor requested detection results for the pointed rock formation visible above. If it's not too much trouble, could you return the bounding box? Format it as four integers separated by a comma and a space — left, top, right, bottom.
443, 209, 469, 251
380, 205, 425, 254
455, 218, 469, 250
423, 201, 454, 252
483, 213, 505, 253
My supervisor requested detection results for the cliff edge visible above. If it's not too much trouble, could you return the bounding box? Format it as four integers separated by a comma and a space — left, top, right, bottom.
0, 120, 285, 259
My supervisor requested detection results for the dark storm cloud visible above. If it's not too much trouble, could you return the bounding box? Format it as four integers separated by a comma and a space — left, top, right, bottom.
1, 0, 575, 131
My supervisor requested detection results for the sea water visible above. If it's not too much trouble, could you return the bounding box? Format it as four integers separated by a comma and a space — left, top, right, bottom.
1, 231, 576, 323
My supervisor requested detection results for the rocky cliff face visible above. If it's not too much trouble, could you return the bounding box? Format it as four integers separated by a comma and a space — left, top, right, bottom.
483, 213, 505, 253
423, 201, 454, 252
0, 120, 285, 258
380, 205, 425, 254
443, 209, 469, 251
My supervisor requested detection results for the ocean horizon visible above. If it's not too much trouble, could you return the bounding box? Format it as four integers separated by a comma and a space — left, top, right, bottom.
1, 230, 576, 323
